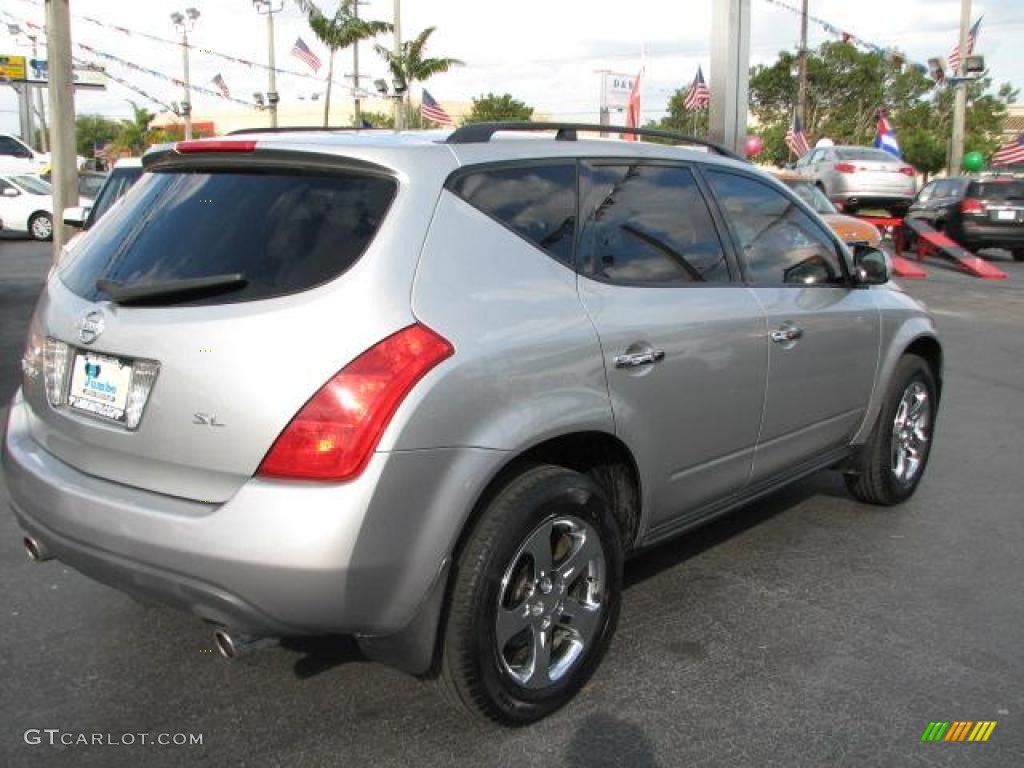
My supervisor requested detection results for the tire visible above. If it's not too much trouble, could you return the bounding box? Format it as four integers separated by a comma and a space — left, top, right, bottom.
888, 205, 908, 219
438, 464, 623, 725
1012, 249, 1024, 262
29, 212, 53, 241
845, 355, 937, 506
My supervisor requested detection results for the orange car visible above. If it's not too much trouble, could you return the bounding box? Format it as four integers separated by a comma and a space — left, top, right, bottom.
775, 171, 882, 247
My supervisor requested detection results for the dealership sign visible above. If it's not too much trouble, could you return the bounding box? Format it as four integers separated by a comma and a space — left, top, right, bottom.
602, 72, 636, 110
0, 54, 106, 89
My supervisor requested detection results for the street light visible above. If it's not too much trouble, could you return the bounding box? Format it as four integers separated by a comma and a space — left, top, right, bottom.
170, 7, 201, 139
253, 0, 282, 128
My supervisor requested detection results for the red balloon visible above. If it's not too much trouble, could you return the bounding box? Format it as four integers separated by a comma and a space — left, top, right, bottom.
744, 135, 765, 157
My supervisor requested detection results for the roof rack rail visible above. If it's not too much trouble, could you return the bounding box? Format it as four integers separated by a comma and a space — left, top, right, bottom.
227, 126, 378, 136
445, 122, 746, 162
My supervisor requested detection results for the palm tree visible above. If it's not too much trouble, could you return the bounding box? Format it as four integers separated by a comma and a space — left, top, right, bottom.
295, 0, 391, 126
113, 101, 156, 155
376, 26, 463, 129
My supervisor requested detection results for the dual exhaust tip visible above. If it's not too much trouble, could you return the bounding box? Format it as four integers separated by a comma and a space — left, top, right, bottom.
23, 537, 274, 661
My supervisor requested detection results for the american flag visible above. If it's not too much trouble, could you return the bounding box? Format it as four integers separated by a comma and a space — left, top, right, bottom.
420, 90, 454, 126
211, 73, 230, 98
947, 17, 982, 75
992, 133, 1024, 167
785, 115, 810, 157
683, 67, 710, 111
290, 37, 322, 73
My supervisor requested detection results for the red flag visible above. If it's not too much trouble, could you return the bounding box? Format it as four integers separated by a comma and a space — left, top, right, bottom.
623, 69, 642, 141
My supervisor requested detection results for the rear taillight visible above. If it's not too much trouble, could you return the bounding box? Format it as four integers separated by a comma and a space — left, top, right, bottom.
960, 198, 986, 215
257, 324, 454, 482
834, 163, 857, 174
899, 165, 916, 177
175, 140, 257, 154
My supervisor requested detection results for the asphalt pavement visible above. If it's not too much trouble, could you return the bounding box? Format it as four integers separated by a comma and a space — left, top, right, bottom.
1, 235, 1022, 767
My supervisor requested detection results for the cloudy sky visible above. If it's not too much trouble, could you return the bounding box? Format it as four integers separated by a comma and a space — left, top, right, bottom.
1, 0, 1022, 136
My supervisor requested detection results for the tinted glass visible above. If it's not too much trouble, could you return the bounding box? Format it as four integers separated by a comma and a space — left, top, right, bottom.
0, 136, 31, 157
580, 164, 728, 284
86, 167, 144, 226
62, 170, 397, 305
967, 180, 1024, 201
836, 148, 899, 163
450, 164, 576, 266
80, 174, 107, 199
916, 182, 935, 202
707, 171, 845, 286
784, 180, 837, 214
12, 175, 51, 195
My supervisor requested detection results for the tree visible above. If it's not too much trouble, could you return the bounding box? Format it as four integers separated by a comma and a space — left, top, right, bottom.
748, 41, 1013, 170
462, 93, 533, 124
643, 87, 708, 140
112, 102, 156, 155
295, 0, 391, 127
358, 110, 394, 128
75, 114, 122, 158
375, 26, 463, 128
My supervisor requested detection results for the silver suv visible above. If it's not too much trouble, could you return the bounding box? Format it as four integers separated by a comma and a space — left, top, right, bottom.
794, 145, 917, 216
3, 123, 941, 725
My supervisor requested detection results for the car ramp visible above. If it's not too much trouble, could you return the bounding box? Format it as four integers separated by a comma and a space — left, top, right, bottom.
855, 216, 927, 279
900, 218, 1008, 280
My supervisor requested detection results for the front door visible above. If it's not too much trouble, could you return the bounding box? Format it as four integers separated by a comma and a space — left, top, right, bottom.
576, 161, 768, 532
704, 169, 880, 485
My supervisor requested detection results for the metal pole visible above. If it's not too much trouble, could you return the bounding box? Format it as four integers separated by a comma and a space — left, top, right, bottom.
709, 0, 751, 153
797, 0, 808, 127
393, 0, 403, 130
950, 0, 971, 175
597, 70, 609, 137
267, 6, 278, 128
182, 29, 193, 139
353, 1, 362, 126
31, 37, 48, 152
324, 48, 335, 127
44, 0, 77, 259
17, 85, 31, 143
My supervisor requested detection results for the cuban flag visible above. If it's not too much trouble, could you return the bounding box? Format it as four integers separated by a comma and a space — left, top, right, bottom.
874, 110, 901, 158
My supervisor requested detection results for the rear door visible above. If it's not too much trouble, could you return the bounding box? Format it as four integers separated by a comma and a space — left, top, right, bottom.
704, 169, 880, 485
576, 160, 767, 531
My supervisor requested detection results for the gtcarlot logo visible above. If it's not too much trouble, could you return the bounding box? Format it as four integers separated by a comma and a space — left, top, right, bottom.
24, 729, 203, 747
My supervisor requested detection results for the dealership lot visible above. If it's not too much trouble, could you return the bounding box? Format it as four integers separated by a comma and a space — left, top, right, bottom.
1, 237, 1022, 766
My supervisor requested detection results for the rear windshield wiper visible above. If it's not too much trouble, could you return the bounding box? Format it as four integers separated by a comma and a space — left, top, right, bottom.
96, 273, 248, 305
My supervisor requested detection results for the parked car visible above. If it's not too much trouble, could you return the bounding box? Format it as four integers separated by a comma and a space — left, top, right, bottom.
3, 124, 942, 725
63, 158, 143, 231
906, 175, 1024, 260
794, 145, 917, 216
0, 173, 93, 241
775, 171, 882, 247
40, 169, 108, 201
0, 133, 86, 173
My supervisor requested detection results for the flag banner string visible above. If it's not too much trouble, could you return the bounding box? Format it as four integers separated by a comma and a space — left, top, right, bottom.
9, 0, 359, 87
72, 57, 178, 114
762, 0, 929, 73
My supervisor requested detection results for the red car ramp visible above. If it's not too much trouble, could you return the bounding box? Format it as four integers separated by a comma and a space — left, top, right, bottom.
900, 217, 1008, 280
856, 216, 927, 279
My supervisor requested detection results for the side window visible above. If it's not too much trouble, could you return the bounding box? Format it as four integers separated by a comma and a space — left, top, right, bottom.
580, 163, 730, 285
933, 180, 955, 199
917, 182, 935, 203
706, 170, 846, 286
448, 163, 577, 266
0, 137, 31, 158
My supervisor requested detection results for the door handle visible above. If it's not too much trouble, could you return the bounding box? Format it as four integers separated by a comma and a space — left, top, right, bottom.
770, 324, 804, 344
614, 349, 665, 368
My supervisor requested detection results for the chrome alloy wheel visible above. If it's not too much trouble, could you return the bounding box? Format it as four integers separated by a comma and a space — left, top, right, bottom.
891, 380, 931, 485
495, 515, 606, 689
31, 214, 52, 240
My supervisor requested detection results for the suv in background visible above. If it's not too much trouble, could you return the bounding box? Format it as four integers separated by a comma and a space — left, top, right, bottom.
795, 145, 917, 216
62, 158, 144, 232
907, 175, 1024, 260
3, 124, 942, 725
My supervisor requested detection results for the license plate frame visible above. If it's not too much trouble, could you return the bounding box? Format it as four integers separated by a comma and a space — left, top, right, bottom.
67, 350, 135, 423
994, 209, 1017, 222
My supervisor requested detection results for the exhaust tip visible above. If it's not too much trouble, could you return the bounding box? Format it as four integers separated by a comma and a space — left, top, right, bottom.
213, 630, 239, 660
24, 536, 52, 562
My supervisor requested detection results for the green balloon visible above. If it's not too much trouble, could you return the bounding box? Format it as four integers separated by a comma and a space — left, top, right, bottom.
963, 151, 985, 173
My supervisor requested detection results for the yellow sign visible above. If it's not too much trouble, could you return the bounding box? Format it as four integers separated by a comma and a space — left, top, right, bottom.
0, 54, 27, 82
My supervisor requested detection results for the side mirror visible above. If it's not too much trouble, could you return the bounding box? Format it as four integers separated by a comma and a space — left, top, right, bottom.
2, 187, 19, 197
853, 245, 889, 285
63, 206, 87, 228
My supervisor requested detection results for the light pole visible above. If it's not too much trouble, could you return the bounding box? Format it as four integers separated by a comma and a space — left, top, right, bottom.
253, 1, 281, 128
797, 0, 808, 129
392, 0, 404, 130
949, 0, 971, 175
170, 8, 201, 140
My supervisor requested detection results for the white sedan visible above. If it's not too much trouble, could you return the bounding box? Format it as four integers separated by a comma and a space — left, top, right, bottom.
0, 173, 92, 241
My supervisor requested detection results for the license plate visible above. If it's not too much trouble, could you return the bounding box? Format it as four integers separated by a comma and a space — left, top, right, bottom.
995, 209, 1017, 221
68, 351, 134, 422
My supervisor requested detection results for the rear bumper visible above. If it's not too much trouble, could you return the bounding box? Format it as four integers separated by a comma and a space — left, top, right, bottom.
3, 390, 503, 645
958, 220, 1024, 248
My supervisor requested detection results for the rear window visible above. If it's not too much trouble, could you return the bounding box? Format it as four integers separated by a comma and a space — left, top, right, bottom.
836, 148, 898, 163
62, 169, 397, 305
448, 163, 577, 266
967, 180, 1024, 202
